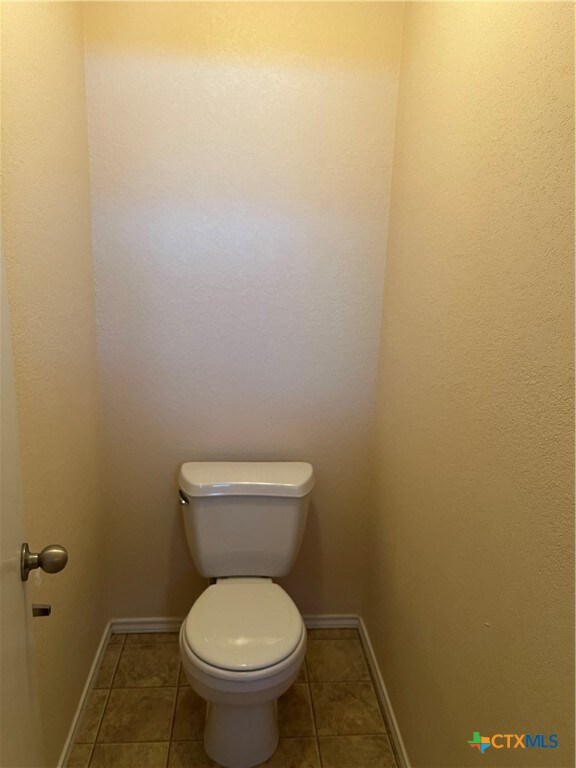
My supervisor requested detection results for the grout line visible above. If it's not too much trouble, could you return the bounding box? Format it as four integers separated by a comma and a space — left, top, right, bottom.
88, 739, 177, 745
90, 687, 111, 755
168, 688, 180, 740
82, 741, 174, 746
165, 696, 180, 768
92, 685, 180, 691
108, 641, 124, 690
90, 634, 116, 759
307, 679, 375, 684
305, 659, 323, 768
316, 732, 393, 738
166, 668, 181, 767
116, 640, 178, 648
123, 638, 180, 646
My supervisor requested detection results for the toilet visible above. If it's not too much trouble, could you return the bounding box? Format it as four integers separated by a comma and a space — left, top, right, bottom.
178, 461, 314, 768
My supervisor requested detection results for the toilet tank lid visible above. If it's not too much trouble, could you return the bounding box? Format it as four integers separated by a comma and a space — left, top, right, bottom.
178, 462, 314, 498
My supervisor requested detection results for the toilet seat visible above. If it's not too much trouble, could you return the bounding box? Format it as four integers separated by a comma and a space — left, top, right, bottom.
179, 579, 307, 768
183, 578, 304, 673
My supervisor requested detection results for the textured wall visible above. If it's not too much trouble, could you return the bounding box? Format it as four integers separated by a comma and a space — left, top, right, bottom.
83, 3, 404, 617
1, 4, 106, 764
366, 3, 574, 767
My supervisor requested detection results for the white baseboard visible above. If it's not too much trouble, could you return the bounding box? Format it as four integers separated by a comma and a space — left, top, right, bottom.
111, 614, 361, 633
58, 613, 409, 768
358, 616, 411, 768
110, 616, 184, 634
57, 621, 112, 768
302, 613, 359, 629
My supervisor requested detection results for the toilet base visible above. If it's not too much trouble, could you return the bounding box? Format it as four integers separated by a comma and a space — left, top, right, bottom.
204, 700, 279, 768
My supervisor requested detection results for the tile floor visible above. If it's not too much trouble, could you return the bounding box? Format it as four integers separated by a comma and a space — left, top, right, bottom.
67, 628, 399, 768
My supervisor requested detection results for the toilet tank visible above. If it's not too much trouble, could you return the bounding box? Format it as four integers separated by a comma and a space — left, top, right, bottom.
178, 462, 314, 578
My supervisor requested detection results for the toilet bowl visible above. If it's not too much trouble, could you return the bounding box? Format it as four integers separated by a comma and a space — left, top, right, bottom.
177, 461, 314, 768
179, 578, 306, 768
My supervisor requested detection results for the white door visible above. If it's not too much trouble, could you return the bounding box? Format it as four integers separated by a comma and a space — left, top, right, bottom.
0, 240, 45, 767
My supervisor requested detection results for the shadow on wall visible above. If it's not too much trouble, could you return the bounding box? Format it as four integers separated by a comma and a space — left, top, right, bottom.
166, 500, 204, 618
86, 3, 402, 69
281, 500, 323, 611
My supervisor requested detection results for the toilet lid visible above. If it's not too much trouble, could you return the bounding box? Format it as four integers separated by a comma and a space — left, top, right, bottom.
184, 580, 303, 672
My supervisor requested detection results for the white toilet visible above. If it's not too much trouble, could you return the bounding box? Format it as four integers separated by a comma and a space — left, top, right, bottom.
178, 461, 314, 768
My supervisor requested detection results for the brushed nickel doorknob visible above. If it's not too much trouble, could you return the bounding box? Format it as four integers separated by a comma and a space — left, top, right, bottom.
20, 543, 68, 582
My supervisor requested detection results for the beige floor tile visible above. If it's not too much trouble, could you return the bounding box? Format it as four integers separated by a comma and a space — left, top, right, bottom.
278, 684, 314, 737
306, 639, 370, 683
97, 688, 177, 743
90, 743, 169, 768
114, 643, 180, 688
310, 683, 385, 736
95, 646, 122, 689
171, 687, 206, 740
78, 630, 398, 768
307, 628, 358, 640
169, 739, 320, 768
259, 738, 321, 768
108, 634, 126, 645
65, 744, 93, 768
125, 633, 179, 644
319, 735, 397, 767
168, 742, 220, 768
75, 690, 109, 743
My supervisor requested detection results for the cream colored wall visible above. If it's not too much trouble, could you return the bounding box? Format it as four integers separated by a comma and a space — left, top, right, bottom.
1, 4, 106, 765
83, 3, 404, 617
366, 3, 574, 767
